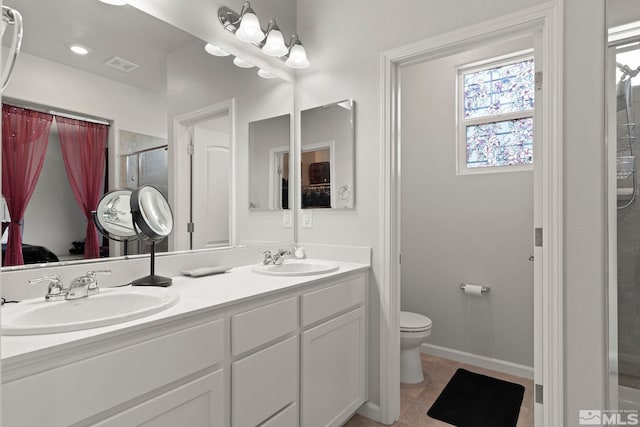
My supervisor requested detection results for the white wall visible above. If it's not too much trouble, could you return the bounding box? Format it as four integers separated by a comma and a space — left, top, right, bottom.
296, 0, 547, 410
400, 39, 534, 368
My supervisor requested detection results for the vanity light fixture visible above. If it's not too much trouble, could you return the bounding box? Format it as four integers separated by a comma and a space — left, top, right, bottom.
218, 2, 310, 69
204, 43, 230, 57
257, 69, 276, 79
233, 57, 255, 68
69, 43, 91, 55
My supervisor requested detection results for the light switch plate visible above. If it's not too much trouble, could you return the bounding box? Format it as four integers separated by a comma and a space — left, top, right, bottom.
282, 211, 292, 228
302, 211, 313, 228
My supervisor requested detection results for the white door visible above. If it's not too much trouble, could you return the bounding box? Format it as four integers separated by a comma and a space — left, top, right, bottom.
192, 116, 230, 249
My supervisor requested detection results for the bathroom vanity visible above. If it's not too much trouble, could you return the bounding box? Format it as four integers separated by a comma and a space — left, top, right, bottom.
1, 261, 369, 427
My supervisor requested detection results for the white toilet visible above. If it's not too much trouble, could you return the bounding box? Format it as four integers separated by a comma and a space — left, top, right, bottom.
400, 311, 432, 384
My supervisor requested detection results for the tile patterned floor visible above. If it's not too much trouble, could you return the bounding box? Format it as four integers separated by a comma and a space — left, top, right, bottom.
344, 353, 534, 426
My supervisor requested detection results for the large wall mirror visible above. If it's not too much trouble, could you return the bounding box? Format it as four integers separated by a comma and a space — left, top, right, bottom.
607, 0, 640, 412
300, 99, 355, 209
1, 0, 295, 269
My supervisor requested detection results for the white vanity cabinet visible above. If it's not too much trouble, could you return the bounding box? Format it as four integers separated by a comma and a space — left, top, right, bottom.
2, 267, 368, 427
230, 296, 298, 427
301, 275, 367, 427
2, 318, 226, 427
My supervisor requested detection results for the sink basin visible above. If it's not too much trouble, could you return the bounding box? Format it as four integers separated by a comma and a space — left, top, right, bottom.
252, 260, 339, 276
1, 287, 179, 335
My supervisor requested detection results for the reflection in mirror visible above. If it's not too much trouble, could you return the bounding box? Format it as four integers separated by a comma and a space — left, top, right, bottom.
248, 114, 291, 210
93, 189, 139, 243
300, 100, 355, 209
1, 0, 295, 270
607, 0, 640, 412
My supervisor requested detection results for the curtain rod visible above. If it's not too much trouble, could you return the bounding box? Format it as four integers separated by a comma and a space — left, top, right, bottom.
2, 99, 111, 126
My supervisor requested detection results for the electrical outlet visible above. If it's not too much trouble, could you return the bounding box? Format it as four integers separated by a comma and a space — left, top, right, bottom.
302, 211, 313, 228
282, 211, 292, 228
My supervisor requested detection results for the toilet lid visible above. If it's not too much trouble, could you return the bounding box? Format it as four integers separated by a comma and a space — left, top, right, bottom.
400, 311, 432, 331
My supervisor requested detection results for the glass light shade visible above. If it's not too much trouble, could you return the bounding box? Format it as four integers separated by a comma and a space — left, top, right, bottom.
99, 0, 127, 4
262, 29, 288, 57
204, 43, 230, 57
285, 43, 310, 69
235, 11, 264, 44
258, 69, 276, 79
233, 57, 255, 68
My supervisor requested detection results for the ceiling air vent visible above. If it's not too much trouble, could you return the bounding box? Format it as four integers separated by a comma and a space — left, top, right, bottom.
104, 56, 139, 72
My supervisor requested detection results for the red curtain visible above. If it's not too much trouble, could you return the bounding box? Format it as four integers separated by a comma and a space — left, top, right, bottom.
1, 105, 53, 266
56, 117, 108, 259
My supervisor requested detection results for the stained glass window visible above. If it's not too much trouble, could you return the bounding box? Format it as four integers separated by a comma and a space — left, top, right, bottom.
458, 54, 534, 171
466, 118, 533, 168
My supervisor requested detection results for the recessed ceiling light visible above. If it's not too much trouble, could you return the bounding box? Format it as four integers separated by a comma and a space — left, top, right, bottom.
69, 44, 91, 55
98, 0, 128, 5
233, 57, 255, 68
257, 69, 276, 79
204, 43, 230, 57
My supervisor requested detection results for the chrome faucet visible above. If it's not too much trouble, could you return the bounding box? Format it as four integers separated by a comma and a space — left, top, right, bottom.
29, 270, 111, 301
67, 270, 111, 300
29, 275, 66, 301
261, 250, 274, 265
272, 249, 292, 265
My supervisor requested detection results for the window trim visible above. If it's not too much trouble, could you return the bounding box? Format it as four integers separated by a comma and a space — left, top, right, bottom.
456, 49, 535, 175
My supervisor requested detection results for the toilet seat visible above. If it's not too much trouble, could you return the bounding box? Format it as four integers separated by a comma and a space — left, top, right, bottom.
400, 311, 432, 332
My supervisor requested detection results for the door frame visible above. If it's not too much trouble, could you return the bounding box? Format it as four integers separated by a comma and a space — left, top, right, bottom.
172, 99, 236, 252
378, 3, 563, 425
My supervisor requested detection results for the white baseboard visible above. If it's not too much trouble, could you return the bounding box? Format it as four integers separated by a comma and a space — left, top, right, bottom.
357, 401, 381, 423
420, 343, 534, 380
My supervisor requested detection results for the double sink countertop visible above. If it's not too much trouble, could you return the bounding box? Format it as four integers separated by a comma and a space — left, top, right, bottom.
1, 260, 370, 370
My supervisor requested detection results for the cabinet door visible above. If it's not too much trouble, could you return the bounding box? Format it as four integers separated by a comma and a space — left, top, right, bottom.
232, 336, 298, 427
301, 306, 366, 427
95, 370, 224, 427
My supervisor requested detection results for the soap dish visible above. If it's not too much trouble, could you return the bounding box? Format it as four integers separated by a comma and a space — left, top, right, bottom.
181, 266, 231, 277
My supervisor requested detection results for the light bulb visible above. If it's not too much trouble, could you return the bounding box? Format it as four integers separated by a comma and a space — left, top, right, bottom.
235, 10, 264, 44
205, 43, 230, 57
233, 57, 255, 68
285, 43, 310, 69
262, 28, 288, 57
258, 69, 276, 79
69, 44, 91, 55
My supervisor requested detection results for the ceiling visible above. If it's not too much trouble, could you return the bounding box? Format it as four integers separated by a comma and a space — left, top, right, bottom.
3, 0, 198, 93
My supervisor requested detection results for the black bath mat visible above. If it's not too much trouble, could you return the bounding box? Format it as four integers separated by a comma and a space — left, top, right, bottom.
427, 368, 525, 427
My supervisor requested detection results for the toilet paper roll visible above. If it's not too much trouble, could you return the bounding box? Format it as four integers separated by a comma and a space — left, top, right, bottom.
462, 284, 484, 296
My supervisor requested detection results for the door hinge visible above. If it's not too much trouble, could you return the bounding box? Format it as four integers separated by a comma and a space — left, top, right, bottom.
187, 222, 195, 233
535, 71, 542, 91
535, 384, 543, 404
399, 253, 402, 264
535, 228, 543, 247
187, 143, 194, 156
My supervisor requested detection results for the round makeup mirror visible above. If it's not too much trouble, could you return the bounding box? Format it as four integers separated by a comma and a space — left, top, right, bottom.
93, 189, 139, 242
93, 185, 174, 287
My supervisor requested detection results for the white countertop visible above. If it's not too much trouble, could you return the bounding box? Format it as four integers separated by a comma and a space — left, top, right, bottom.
1, 260, 369, 366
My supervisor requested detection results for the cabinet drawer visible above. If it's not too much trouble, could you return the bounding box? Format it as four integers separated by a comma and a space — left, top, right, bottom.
231, 296, 297, 355
3, 319, 224, 427
260, 403, 298, 427
302, 275, 365, 327
232, 336, 298, 427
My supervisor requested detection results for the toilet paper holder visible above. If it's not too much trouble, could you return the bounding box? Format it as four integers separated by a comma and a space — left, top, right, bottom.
460, 283, 490, 295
